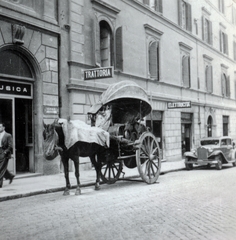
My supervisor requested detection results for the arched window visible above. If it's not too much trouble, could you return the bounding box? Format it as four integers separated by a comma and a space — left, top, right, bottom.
100, 21, 112, 67
207, 116, 213, 137
149, 41, 159, 80
182, 55, 190, 87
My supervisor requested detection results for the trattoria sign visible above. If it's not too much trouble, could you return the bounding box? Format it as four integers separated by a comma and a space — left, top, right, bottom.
0, 81, 32, 97
84, 67, 113, 80
167, 101, 191, 109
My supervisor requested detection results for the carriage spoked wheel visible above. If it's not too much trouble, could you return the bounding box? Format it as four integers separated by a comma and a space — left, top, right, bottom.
100, 161, 123, 184
136, 132, 161, 184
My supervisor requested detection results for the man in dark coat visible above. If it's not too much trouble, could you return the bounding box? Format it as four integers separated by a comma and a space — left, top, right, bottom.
0, 122, 14, 188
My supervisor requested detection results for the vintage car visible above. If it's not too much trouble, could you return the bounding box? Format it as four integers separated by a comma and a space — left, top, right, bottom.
184, 136, 236, 170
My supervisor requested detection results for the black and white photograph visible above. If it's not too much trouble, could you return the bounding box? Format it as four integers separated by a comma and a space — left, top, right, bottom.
0, 0, 236, 239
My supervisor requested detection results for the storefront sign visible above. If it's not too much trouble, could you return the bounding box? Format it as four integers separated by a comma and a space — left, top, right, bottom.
0, 81, 32, 97
167, 101, 191, 109
84, 67, 113, 80
43, 106, 59, 115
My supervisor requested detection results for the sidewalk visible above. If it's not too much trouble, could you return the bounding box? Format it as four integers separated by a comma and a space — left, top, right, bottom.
0, 159, 185, 202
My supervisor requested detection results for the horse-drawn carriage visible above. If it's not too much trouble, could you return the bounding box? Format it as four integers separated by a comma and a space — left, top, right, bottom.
43, 81, 161, 195
88, 80, 161, 184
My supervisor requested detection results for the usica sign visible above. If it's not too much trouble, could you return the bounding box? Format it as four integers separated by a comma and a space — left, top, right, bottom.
0, 80, 32, 97
84, 67, 113, 80
167, 101, 191, 109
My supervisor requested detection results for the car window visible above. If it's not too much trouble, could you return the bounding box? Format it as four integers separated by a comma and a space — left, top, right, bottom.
201, 140, 219, 145
221, 139, 226, 145
226, 139, 231, 145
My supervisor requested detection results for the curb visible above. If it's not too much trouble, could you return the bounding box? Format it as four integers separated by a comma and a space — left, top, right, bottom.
0, 167, 185, 202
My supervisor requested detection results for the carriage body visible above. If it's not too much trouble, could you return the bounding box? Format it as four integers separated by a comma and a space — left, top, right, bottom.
88, 81, 162, 184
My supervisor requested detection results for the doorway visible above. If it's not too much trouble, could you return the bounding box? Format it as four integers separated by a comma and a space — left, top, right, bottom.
15, 98, 32, 173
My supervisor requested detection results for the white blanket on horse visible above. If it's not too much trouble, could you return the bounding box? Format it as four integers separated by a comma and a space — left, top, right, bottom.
58, 119, 110, 149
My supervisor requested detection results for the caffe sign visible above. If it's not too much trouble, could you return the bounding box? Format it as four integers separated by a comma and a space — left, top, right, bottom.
0, 81, 32, 97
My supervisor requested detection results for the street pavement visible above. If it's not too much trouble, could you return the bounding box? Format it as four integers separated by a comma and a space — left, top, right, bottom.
0, 159, 185, 202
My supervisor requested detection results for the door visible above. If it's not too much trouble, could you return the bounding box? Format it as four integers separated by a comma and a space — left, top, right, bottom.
182, 124, 191, 156
0, 98, 15, 174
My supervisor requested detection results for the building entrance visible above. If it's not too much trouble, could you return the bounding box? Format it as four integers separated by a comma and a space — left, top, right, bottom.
0, 97, 33, 174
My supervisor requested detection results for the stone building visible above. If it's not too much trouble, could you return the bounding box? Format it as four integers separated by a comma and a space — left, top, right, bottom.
0, 0, 60, 174
61, 0, 236, 165
1, 0, 236, 175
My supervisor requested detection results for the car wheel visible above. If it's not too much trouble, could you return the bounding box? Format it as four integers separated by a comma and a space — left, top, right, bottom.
215, 155, 222, 170
233, 161, 236, 167
207, 164, 211, 169
185, 157, 193, 170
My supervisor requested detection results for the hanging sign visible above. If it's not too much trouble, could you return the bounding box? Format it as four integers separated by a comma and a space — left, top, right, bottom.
167, 101, 191, 109
0, 80, 32, 97
83, 67, 113, 80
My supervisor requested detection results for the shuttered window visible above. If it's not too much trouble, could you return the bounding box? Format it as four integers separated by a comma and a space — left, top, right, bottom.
202, 17, 212, 45
205, 65, 213, 93
222, 73, 230, 97
219, 0, 225, 14
233, 41, 236, 61
178, 0, 192, 32
115, 27, 123, 71
93, 20, 113, 68
182, 55, 190, 87
220, 31, 228, 55
149, 41, 159, 80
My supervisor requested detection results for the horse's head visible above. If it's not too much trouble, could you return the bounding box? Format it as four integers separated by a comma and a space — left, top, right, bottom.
43, 120, 62, 160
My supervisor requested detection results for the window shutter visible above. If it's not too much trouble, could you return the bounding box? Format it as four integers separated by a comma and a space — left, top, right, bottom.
219, 31, 222, 52
209, 21, 213, 45
149, 41, 158, 79
178, 0, 182, 27
93, 18, 101, 67
210, 66, 213, 92
225, 34, 228, 55
234, 41, 236, 61
158, 0, 163, 13
186, 3, 192, 32
183, 56, 190, 87
206, 66, 212, 92
202, 16, 205, 41
227, 76, 230, 97
115, 27, 123, 71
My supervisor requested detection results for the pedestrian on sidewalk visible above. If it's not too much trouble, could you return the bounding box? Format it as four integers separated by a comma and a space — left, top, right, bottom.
0, 122, 14, 188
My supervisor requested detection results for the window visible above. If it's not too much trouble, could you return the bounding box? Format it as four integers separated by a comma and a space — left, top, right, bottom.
148, 41, 159, 80
203, 54, 213, 93
179, 42, 192, 88
234, 40, 236, 61
143, 0, 163, 13
219, 30, 228, 55
178, 0, 192, 32
182, 55, 190, 87
205, 65, 213, 93
100, 21, 112, 67
202, 17, 212, 45
223, 116, 229, 136
219, 0, 225, 14
222, 73, 230, 97
232, 6, 236, 25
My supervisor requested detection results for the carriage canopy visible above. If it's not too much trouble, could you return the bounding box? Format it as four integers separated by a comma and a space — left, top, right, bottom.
88, 81, 152, 123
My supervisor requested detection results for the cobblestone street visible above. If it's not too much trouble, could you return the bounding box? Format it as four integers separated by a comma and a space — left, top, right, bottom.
1, 166, 236, 240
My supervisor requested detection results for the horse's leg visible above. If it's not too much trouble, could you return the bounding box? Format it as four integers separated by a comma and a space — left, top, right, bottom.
73, 157, 81, 195
90, 154, 101, 190
62, 155, 71, 196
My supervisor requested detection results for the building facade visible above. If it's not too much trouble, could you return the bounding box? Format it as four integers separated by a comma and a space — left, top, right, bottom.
1, 0, 236, 175
0, 0, 60, 175
62, 0, 236, 165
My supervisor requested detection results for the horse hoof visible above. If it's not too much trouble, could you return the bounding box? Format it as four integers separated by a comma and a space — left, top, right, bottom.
75, 189, 81, 195
63, 190, 70, 196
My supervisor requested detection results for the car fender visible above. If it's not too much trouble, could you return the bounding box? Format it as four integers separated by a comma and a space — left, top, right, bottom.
209, 150, 227, 163
184, 152, 197, 159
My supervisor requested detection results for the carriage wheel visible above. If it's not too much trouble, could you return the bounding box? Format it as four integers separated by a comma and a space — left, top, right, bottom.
136, 132, 161, 184
100, 161, 123, 184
